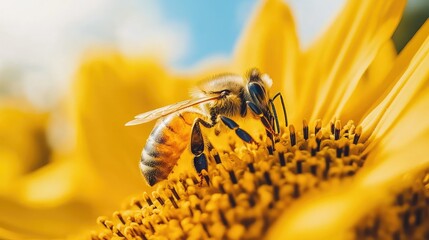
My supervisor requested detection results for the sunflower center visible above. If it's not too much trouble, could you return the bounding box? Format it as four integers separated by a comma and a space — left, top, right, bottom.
92, 119, 429, 239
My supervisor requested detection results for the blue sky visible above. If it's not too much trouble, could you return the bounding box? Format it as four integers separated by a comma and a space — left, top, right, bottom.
159, 0, 257, 67
155, 0, 346, 68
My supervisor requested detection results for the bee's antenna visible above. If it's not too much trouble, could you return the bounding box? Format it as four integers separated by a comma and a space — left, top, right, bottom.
269, 100, 280, 134
270, 93, 288, 133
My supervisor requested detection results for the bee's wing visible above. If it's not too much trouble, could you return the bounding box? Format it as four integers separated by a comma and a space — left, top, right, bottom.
125, 95, 220, 126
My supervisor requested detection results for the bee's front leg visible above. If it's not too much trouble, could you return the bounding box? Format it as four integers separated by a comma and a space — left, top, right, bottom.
246, 101, 275, 132
246, 101, 276, 152
219, 116, 256, 144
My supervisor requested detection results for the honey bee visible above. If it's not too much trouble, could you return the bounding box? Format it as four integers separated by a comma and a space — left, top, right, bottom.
126, 69, 287, 186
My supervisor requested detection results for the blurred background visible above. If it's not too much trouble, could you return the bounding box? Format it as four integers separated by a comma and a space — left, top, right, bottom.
0, 0, 427, 109
0, 0, 428, 238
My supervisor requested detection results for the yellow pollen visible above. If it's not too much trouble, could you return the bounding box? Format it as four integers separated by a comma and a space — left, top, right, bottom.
91, 119, 429, 239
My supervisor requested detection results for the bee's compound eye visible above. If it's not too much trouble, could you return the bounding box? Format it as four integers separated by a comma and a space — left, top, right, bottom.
248, 82, 265, 103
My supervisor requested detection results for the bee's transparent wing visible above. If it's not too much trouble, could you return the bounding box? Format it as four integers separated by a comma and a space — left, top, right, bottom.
125, 95, 220, 126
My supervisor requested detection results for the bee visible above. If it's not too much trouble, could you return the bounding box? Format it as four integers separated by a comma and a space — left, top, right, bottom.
126, 69, 287, 186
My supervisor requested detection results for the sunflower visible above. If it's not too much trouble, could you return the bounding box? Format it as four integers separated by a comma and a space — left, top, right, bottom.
1, 0, 429, 239
90, 0, 429, 239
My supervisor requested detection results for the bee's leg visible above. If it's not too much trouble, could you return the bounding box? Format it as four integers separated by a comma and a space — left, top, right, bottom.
246, 101, 276, 152
190, 118, 213, 175
219, 116, 256, 144
191, 116, 255, 177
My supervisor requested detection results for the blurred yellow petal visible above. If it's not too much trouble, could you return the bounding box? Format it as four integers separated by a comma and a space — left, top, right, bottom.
366, 41, 398, 83
0, 196, 95, 239
0, 102, 99, 238
234, 0, 299, 110
361, 20, 429, 146
339, 41, 397, 122
298, 0, 405, 122
266, 184, 367, 240
74, 53, 180, 204
0, 103, 49, 192
9, 157, 87, 206
360, 88, 429, 187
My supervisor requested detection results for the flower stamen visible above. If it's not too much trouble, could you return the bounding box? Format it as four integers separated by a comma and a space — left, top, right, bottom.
303, 119, 309, 140
91, 119, 429, 239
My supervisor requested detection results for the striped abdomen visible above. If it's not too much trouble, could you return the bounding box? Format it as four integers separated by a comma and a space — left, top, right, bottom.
140, 110, 203, 186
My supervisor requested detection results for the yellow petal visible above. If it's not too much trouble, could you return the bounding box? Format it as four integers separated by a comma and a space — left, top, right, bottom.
361, 20, 429, 146
0, 103, 48, 193
0, 197, 95, 239
366, 41, 397, 84
0, 149, 104, 238
298, 0, 405, 123
339, 40, 397, 122
359, 76, 429, 187
0, 100, 105, 237
357, 53, 429, 197
73, 52, 195, 205
266, 183, 372, 240
234, 0, 299, 116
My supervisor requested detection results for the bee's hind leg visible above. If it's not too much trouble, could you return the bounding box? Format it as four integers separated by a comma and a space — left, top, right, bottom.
191, 118, 214, 176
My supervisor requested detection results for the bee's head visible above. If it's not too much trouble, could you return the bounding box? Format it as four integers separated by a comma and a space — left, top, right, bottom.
191, 69, 273, 118
192, 74, 246, 117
